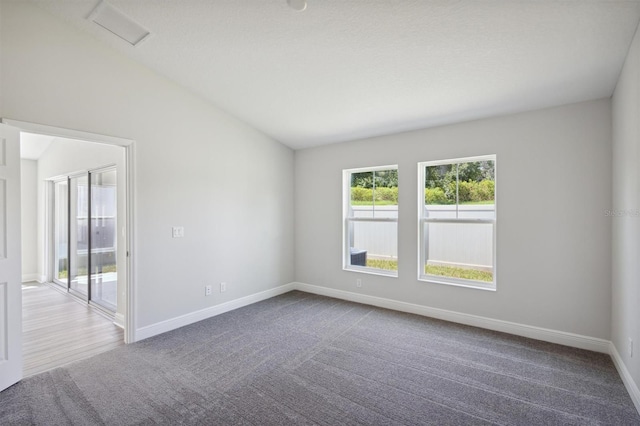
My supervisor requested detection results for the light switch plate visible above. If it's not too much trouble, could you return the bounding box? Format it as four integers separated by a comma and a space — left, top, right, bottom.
172, 226, 184, 238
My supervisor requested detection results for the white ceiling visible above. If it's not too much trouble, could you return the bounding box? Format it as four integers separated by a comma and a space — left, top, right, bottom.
20, 132, 55, 160
29, 0, 640, 149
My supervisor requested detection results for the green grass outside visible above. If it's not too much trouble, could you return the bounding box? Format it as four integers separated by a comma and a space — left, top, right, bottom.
365, 258, 492, 282
58, 264, 116, 279
366, 258, 398, 270
425, 265, 493, 282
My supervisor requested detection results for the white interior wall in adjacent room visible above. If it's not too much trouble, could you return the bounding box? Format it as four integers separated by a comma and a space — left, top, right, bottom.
295, 99, 612, 340
36, 138, 126, 322
0, 1, 294, 335
20, 159, 38, 282
612, 20, 640, 406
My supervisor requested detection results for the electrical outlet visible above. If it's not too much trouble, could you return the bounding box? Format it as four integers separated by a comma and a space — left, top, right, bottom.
205, 285, 212, 296
629, 338, 634, 358
220, 282, 227, 293
356, 279, 362, 288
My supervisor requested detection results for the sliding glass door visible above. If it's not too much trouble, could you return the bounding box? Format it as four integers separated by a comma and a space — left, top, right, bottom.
51, 167, 117, 315
69, 174, 89, 297
53, 180, 69, 286
89, 169, 117, 312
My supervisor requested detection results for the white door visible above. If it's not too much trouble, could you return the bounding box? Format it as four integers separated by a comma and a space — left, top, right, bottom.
0, 123, 22, 391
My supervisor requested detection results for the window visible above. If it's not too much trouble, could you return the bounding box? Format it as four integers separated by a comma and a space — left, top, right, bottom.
343, 165, 398, 276
418, 156, 496, 290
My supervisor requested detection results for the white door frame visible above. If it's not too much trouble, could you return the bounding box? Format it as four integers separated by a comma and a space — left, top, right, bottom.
2, 119, 137, 344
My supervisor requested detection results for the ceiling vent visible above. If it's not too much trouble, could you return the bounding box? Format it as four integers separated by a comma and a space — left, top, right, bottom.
88, 0, 151, 47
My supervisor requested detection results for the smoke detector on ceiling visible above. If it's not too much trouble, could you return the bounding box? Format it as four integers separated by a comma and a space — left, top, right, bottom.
88, 0, 151, 47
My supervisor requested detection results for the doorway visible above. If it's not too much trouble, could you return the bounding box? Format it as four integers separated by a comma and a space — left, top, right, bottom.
1, 119, 136, 387
10, 121, 136, 376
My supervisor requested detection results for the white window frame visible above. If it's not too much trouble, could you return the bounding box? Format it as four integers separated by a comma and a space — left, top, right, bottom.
417, 155, 496, 290
343, 165, 398, 277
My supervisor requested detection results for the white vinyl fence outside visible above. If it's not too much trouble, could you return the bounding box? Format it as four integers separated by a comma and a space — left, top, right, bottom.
351, 206, 398, 260
351, 205, 495, 269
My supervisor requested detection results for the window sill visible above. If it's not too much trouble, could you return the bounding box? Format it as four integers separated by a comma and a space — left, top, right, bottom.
344, 266, 398, 278
419, 275, 496, 291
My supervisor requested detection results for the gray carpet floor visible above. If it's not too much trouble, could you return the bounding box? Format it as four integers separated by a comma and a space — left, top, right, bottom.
1, 290, 638, 425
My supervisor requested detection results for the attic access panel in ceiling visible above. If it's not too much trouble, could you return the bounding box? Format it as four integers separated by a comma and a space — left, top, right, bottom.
88, 0, 151, 47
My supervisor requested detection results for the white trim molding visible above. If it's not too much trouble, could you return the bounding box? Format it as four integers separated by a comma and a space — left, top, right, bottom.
3, 118, 138, 344
134, 283, 296, 341
114, 312, 125, 329
135, 281, 611, 353
292, 282, 610, 354
20, 274, 46, 284
21, 273, 39, 283
1, 119, 135, 146
610, 342, 640, 414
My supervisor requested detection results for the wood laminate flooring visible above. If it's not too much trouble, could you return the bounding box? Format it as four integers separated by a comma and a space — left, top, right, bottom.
22, 282, 124, 377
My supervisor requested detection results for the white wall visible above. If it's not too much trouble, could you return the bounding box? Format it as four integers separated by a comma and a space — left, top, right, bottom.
20, 159, 38, 281
0, 1, 294, 334
612, 22, 640, 397
295, 99, 612, 339
0, 1, 618, 352
36, 138, 126, 321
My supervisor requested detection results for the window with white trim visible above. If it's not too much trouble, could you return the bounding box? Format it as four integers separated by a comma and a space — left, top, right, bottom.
343, 165, 398, 276
418, 156, 496, 290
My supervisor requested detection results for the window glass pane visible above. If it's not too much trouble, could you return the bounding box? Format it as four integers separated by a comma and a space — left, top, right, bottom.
457, 160, 495, 220
348, 220, 398, 272
70, 175, 89, 296
54, 180, 68, 282
424, 161, 495, 220
373, 170, 398, 204
424, 164, 456, 218
350, 171, 374, 216
90, 169, 117, 313
423, 221, 493, 283
350, 169, 398, 219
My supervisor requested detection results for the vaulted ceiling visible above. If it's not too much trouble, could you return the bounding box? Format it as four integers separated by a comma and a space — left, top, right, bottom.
28, 0, 640, 149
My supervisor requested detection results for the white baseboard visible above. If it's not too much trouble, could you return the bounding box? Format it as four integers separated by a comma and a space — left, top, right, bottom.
610, 342, 640, 414
134, 283, 296, 342
21, 273, 39, 283
132, 280, 610, 353
292, 282, 611, 354
113, 312, 125, 329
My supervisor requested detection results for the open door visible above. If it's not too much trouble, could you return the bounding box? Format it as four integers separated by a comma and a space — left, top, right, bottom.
0, 123, 22, 391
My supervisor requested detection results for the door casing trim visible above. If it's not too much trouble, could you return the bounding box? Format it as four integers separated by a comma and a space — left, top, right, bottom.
2, 118, 137, 344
